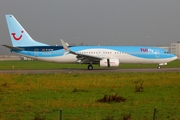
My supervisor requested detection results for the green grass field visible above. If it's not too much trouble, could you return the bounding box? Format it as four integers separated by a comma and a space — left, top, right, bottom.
0, 60, 180, 120
0, 73, 180, 120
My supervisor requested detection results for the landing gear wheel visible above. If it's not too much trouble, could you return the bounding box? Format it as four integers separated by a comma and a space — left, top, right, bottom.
88, 65, 93, 70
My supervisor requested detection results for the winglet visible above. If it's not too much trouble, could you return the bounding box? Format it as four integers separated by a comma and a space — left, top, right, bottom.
60, 39, 70, 52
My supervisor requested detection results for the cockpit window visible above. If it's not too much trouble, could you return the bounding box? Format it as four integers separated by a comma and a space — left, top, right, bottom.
164, 51, 171, 54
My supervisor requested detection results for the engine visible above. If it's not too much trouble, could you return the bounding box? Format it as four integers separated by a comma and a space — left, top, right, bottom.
99, 58, 120, 67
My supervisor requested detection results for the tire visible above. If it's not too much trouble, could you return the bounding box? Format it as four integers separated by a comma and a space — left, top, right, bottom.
88, 65, 93, 70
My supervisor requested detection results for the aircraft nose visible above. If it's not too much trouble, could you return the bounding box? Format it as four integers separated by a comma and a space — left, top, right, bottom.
171, 54, 177, 60
174, 56, 177, 60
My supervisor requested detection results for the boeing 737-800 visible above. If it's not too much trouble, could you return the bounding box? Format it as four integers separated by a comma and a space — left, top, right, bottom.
3, 14, 177, 70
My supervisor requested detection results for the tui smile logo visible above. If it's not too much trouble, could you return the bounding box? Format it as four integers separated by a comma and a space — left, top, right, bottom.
11, 30, 24, 41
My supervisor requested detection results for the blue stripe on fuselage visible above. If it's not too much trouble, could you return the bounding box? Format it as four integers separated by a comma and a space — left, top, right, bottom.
19, 46, 65, 51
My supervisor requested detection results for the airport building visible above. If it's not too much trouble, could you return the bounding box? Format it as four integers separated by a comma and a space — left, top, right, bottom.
171, 41, 180, 57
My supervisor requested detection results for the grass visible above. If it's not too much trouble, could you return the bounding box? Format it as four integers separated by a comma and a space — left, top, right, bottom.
0, 73, 180, 120
0, 60, 180, 70
0, 60, 179, 119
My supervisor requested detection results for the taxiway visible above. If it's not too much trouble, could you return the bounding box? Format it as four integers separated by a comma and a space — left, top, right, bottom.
0, 68, 179, 74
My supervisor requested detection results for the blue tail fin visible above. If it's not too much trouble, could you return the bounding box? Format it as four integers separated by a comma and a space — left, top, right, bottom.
5, 14, 49, 47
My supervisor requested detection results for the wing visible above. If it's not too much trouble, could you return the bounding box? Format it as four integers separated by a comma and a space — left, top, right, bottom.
60, 39, 103, 64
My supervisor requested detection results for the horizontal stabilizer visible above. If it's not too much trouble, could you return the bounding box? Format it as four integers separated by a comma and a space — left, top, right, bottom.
2, 45, 24, 50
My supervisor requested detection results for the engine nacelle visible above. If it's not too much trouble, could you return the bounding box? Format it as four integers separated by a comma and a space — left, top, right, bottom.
99, 58, 120, 67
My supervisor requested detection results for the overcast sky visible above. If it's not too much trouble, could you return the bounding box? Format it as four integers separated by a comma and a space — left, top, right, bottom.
1, 0, 180, 54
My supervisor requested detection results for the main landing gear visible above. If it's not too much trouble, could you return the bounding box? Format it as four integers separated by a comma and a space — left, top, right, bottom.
88, 64, 93, 70
157, 65, 161, 69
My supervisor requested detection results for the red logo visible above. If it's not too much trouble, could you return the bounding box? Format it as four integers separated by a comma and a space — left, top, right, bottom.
140, 48, 148, 52
11, 30, 24, 41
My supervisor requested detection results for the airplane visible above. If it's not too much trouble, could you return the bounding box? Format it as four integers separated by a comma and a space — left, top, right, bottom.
3, 14, 177, 70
